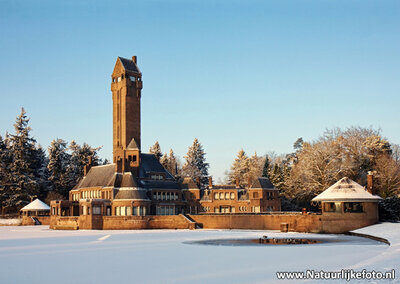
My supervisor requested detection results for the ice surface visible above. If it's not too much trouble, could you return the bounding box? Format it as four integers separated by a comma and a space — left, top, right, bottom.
0, 223, 398, 284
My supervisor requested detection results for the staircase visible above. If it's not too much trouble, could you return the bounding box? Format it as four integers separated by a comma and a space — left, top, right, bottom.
31, 217, 41, 225
182, 214, 202, 229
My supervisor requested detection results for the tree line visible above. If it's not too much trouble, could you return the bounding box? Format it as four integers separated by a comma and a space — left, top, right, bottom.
1, 109, 399, 219
0, 109, 102, 213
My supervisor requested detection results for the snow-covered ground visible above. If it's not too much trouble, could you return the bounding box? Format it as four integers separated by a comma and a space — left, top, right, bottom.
0, 223, 398, 284
0, 218, 21, 225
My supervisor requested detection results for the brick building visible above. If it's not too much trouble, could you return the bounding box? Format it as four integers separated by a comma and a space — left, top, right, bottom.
49, 56, 382, 233
50, 56, 280, 229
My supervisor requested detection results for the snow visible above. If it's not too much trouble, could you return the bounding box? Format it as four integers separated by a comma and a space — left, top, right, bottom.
0, 218, 21, 225
20, 199, 50, 211
312, 177, 382, 202
0, 223, 398, 284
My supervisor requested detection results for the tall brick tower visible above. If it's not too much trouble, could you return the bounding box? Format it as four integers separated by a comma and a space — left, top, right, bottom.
111, 56, 143, 172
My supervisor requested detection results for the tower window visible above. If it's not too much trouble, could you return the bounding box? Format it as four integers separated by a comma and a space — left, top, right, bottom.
133, 155, 137, 162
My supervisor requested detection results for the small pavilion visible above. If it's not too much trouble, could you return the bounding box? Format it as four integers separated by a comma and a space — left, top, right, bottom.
312, 177, 382, 216
20, 199, 50, 217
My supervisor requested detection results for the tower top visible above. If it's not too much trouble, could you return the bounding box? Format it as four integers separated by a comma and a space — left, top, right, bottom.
113, 56, 141, 75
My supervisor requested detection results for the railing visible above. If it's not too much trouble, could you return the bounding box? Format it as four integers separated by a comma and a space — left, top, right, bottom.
196, 211, 307, 216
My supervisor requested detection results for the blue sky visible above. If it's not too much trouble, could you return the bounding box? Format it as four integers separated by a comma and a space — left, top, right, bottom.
0, 0, 399, 181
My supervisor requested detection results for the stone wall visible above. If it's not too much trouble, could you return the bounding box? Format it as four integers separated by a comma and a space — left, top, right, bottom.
189, 213, 322, 232
21, 216, 50, 226
103, 214, 196, 230
189, 209, 380, 234
50, 216, 79, 230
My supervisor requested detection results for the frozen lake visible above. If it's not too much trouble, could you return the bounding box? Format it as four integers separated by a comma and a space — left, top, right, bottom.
0, 223, 398, 283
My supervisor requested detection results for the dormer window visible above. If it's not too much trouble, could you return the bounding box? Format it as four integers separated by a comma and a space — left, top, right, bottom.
151, 174, 163, 180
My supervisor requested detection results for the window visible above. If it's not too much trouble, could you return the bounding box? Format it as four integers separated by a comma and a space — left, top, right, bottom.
344, 202, 363, 213
323, 202, 342, 213
133, 155, 137, 162
162, 192, 166, 200
116, 206, 120, 216
225, 192, 229, 200
231, 207, 235, 213
127, 207, 132, 215
215, 208, 220, 213
214, 193, 219, 200
253, 192, 259, 199
133, 206, 138, 216
93, 206, 101, 215
87, 206, 90, 215
230, 193, 235, 200
174, 193, 178, 200
121, 206, 126, 216
52, 207, 56, 215
219, 192, 224, 200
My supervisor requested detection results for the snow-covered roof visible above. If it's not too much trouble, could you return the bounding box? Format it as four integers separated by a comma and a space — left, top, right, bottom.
312, 177, 382, 202
20, 199, 50, 211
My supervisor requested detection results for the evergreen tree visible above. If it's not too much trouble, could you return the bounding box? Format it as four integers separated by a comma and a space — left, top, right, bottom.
33, 145, 50, 200
0, 135, 11, 214
228, 149, 249, 187
182, 138, 209, 188
7, 108, 41, 209
149, 141, 162, 160
160, 154, 169, 170
293, 137, 304, 151
262, 155, 270, 178
65, 140, 101, 192
167, 149, 179, 176
48, 139, 71, 197
247, 152, 264, 185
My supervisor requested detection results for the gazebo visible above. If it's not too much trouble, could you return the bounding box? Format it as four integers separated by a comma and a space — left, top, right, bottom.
20, 199, 50, 217
312, 177, 382, 217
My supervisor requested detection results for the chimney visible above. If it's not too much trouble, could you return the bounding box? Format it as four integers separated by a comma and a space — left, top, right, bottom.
208, 176, 213, 188
196, 177, 201, 188
367, 171, 374, 195
247, 176, 252, 188
132, 56, 137, 63
116, 158, 123, 173
83, 157, 93, 176
235, 177, 240, 188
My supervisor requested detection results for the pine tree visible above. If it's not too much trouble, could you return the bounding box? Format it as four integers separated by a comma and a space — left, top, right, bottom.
65, 140, 101, 192
228, 149, 249, 187
0, 135, 11, 214
160, 154, 169, 170
167, 149, 179, 176
33, 145, 50, 200
247, 152, 264, 186
182, 138, 209, 188
7, 108, 40, 209
149, 141, 162, 160
48, 139, 71, 197
262, 155, 270, 178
